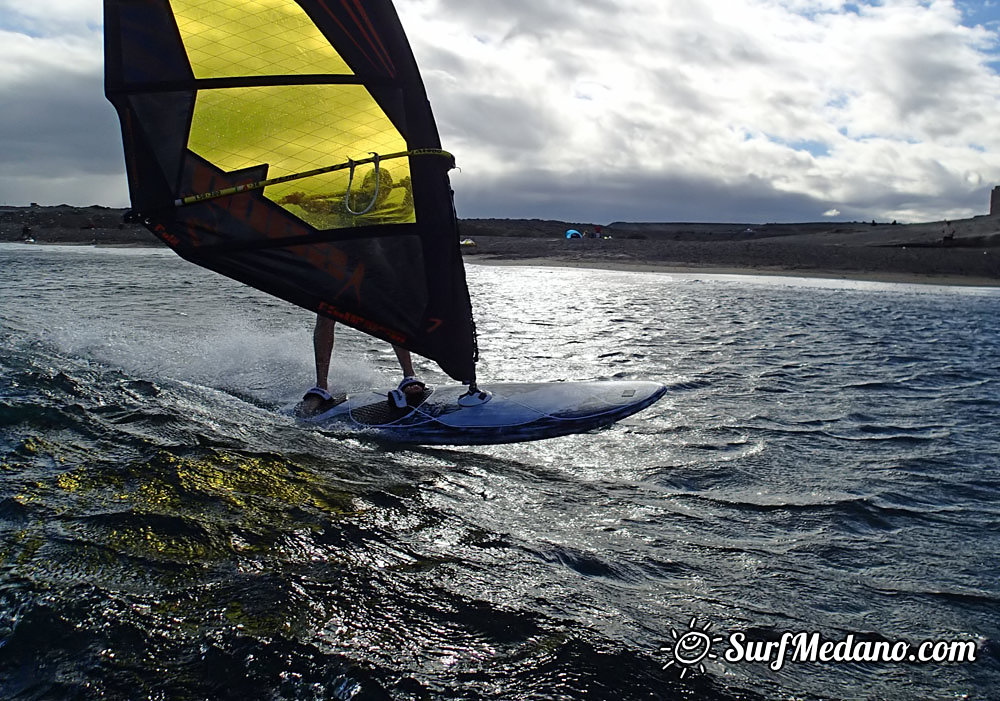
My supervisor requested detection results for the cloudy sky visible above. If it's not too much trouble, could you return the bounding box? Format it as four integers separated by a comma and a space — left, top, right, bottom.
2, 0, 999, 223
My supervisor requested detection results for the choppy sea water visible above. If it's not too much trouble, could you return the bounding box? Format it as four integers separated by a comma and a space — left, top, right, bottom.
1, 242, 998, 700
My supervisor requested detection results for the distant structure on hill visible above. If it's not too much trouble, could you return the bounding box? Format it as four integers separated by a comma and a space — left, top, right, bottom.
992, 186, 1000, 217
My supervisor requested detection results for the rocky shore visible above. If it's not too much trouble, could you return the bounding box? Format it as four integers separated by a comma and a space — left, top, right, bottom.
3, 204, 999, 285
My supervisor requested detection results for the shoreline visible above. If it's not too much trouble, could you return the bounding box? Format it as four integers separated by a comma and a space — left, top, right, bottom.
4, 205, 998, 288
7, 239, 997, 288
467, 255, 1000, 287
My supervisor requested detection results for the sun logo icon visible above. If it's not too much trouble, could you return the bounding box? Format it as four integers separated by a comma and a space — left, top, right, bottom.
660, 618, 724, 678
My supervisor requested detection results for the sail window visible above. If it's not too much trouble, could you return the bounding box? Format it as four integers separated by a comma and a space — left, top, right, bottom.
188, 84, 415, 228
172, 0, 353, 78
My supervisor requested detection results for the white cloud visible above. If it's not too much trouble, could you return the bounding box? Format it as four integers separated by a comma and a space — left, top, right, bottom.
0, 30, 102, 88
0, 0, 102, 36
400, 0, 1000, 221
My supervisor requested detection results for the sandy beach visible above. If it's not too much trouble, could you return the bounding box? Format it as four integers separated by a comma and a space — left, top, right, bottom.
3, 205, 999, 286
458, 217, 1000, 286
468, 255, 1000, 287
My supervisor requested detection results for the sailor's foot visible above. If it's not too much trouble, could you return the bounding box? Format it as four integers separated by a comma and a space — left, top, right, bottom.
458, 386, 492, 407
388, 376, 426, 408
295, 386, 343, 417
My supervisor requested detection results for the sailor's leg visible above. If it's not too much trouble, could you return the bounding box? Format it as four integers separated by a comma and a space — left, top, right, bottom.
297, 315, 339, 416
314, 315, 336, 390
392, 345, 415, 379
392, 345, 425, 399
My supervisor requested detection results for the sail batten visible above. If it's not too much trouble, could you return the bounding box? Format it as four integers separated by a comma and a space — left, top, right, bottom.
106, 75, 396, 95
173, 149, 453, 208
105, 0, 478, 383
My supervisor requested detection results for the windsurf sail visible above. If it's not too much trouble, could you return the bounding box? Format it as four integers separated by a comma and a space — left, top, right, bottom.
104, 0, 477, 383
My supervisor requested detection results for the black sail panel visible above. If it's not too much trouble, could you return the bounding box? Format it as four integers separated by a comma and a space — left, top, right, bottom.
105, 0, 477, 383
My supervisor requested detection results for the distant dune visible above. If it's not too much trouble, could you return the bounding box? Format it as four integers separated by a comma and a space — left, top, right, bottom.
0, 205, 153, 246
3, 205, 998, 285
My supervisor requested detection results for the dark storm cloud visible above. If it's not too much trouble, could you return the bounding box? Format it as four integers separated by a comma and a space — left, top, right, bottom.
454, 167, 842, 224
432, 91, 560, 154
453, 152, 995, 225
0, 67, 122, 179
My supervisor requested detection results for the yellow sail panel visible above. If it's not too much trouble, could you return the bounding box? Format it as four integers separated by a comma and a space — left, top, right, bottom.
187, 84, 415, 228
172, 0, 353, 78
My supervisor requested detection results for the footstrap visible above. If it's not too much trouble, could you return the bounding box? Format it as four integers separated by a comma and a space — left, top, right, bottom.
303, 386, 333, 401
388, 377, 426, 408
398, 376, 426, 392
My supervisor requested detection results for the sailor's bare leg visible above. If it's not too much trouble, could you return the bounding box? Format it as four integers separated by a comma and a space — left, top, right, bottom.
313, 316, 335, 390
393, 345, 415, 378
392, 345, 424, 395
298, 316, 336, 415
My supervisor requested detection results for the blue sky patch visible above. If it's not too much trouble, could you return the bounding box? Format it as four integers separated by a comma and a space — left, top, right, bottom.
955, 1, 1000, 30
767, 135, 831, 158
0, 16, 46, 39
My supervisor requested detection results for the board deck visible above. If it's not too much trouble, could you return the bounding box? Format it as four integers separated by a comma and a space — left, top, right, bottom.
298, 380, 667, 445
